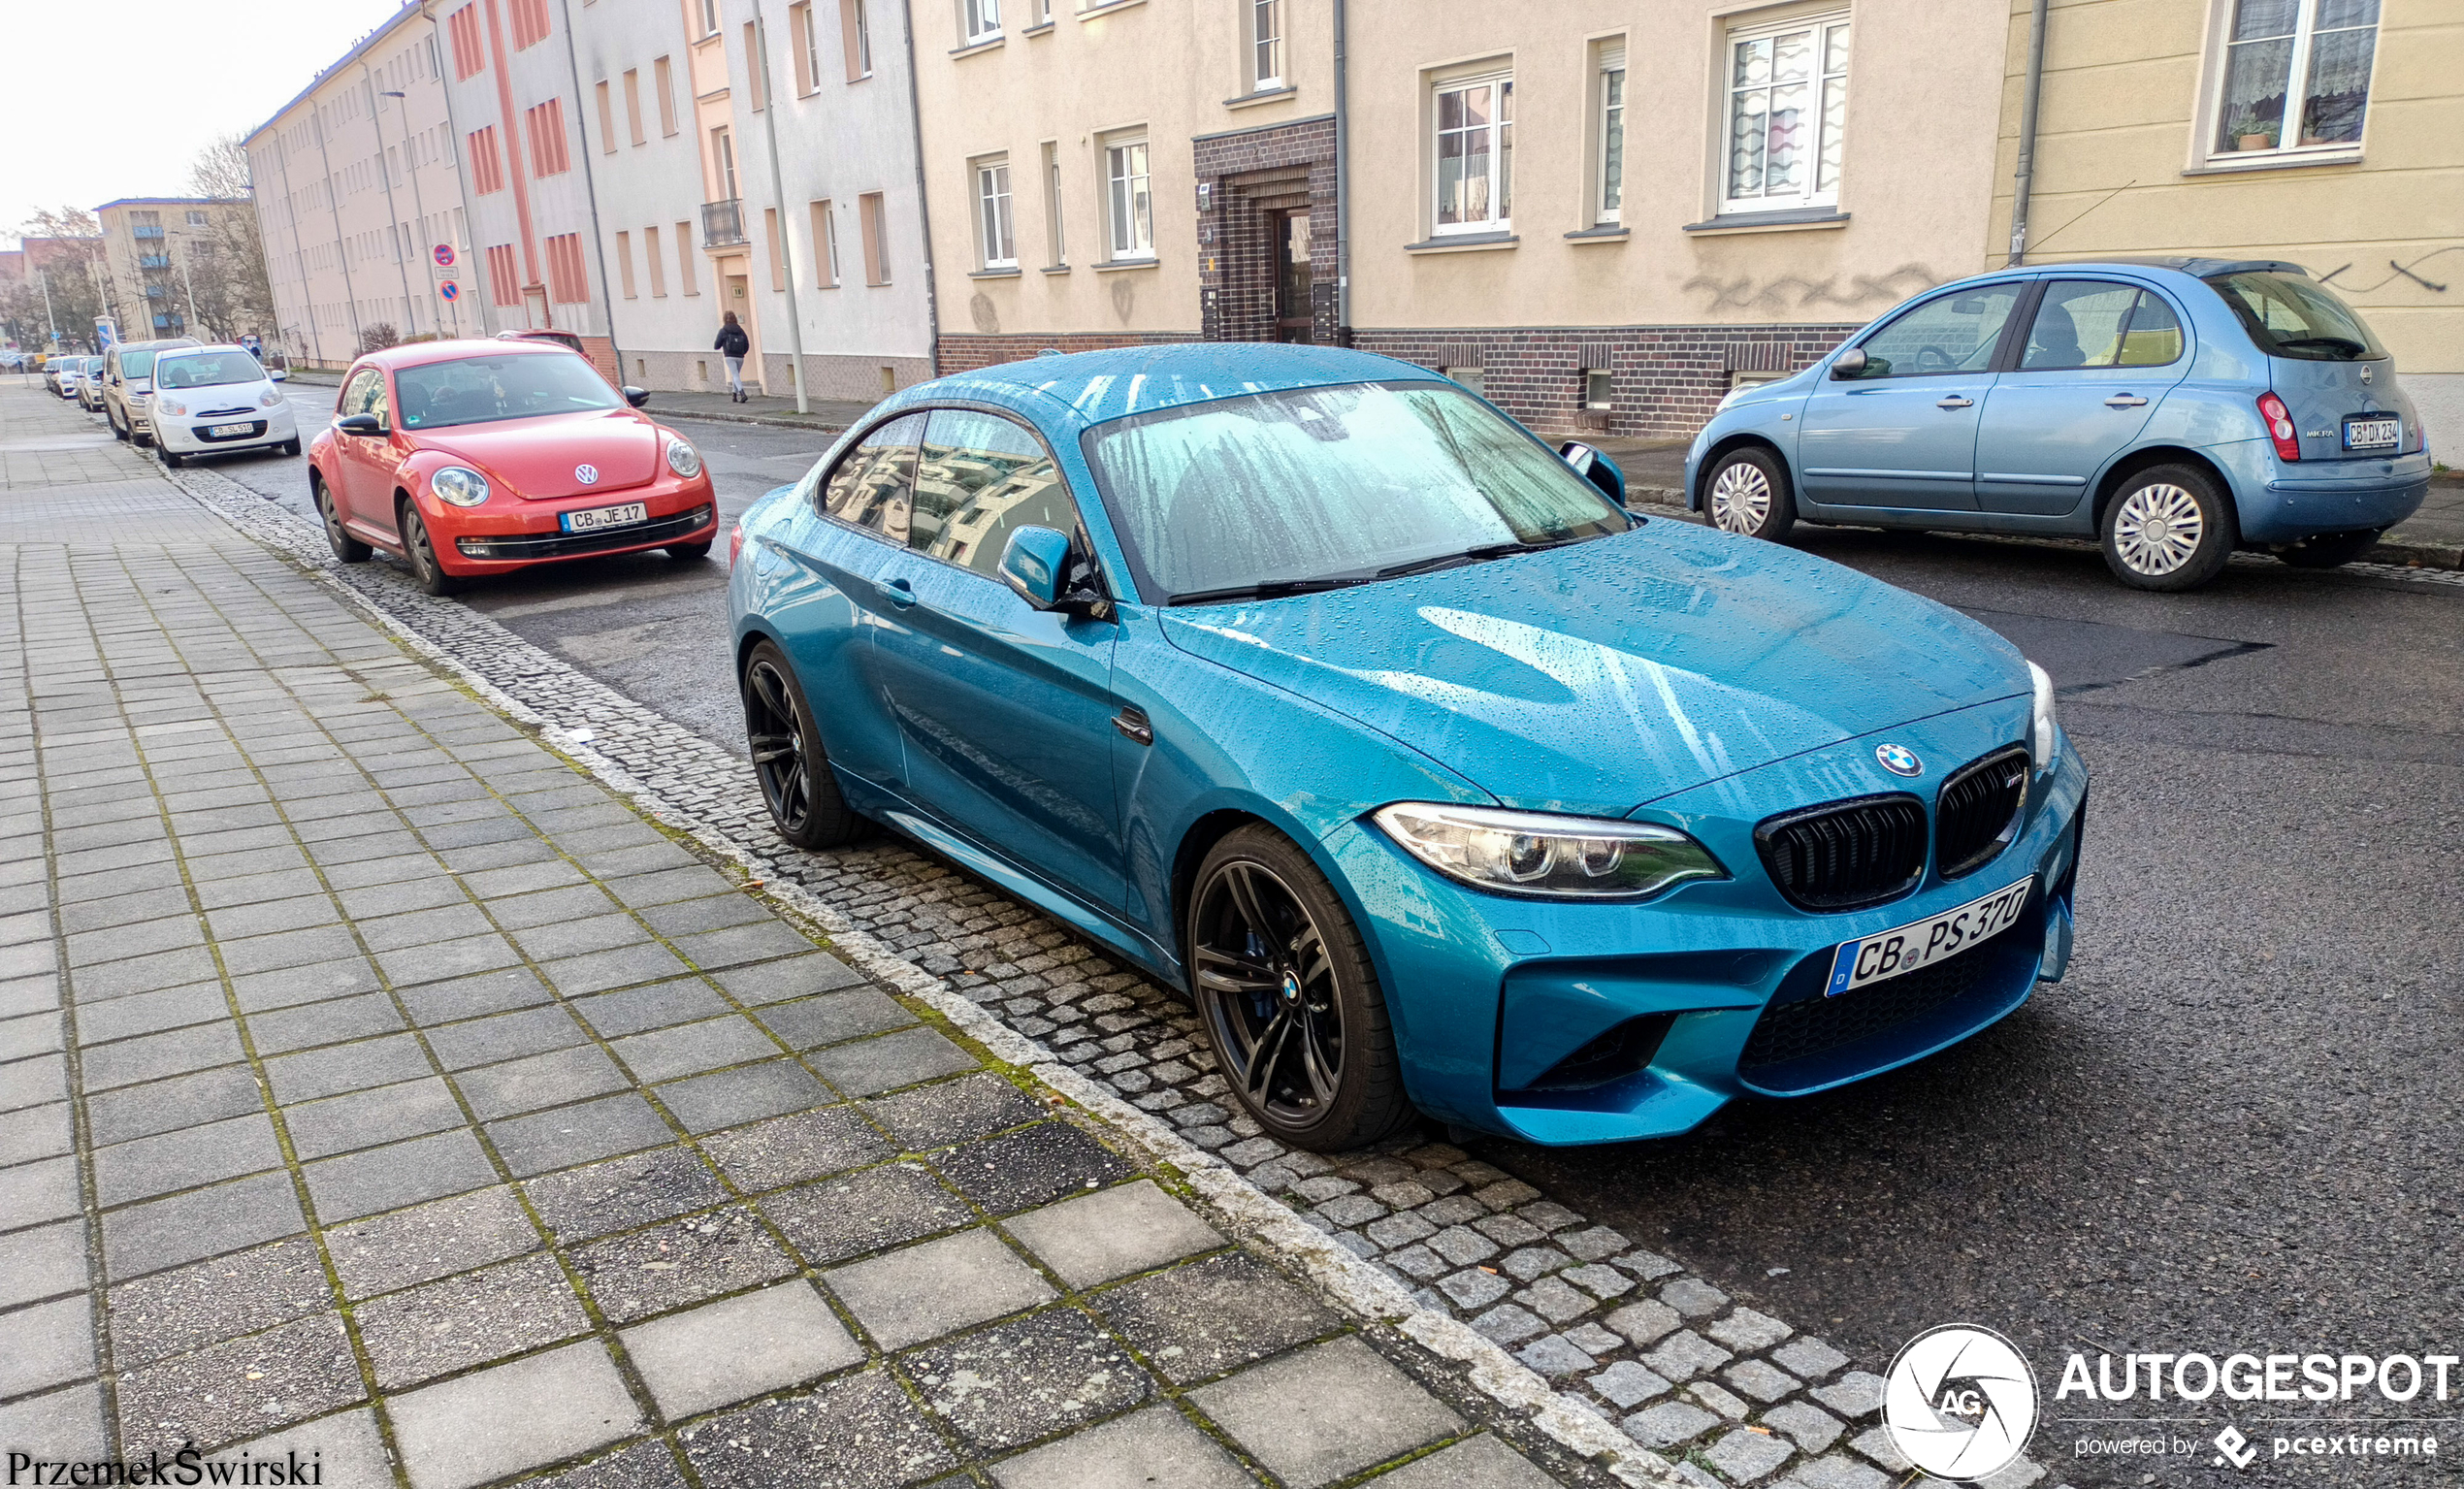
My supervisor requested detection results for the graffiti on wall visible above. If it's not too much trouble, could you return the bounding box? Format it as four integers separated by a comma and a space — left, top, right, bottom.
1682, 262, 1942, 315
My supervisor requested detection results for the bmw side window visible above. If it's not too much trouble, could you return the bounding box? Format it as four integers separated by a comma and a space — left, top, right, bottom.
2021, 281, 2183, 371
911, 409, 1077, 580
1842, 286, 2022, 378
821, 412, 925, 535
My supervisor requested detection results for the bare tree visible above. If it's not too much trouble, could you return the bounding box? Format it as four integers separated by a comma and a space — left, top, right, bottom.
3, 209, 108, 351
178, 135, 276, 341
358, 323, 401, 356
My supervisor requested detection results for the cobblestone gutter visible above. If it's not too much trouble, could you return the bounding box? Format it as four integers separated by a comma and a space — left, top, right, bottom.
168, 464, 2055, 1489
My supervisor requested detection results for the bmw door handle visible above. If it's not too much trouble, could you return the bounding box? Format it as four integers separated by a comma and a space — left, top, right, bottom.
1935, 396, 1974, 410
884, 577, 917, 609
2103, 394, 2149, 407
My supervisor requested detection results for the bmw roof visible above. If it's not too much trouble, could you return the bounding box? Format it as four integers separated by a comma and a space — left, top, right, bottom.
909, 343, 1445, 427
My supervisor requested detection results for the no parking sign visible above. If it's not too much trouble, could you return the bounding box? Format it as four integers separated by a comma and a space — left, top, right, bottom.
434, 243, 456, 267
439, 281, 461, 302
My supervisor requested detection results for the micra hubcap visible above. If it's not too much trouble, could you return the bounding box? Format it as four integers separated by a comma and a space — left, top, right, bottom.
2115, 483, 2203, 575
1711, 461, 1772, 534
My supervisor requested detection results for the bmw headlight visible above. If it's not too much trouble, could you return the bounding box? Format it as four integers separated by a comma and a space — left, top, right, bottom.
2028, 661, 2059, 774
1372, 802, 1728, 900
432, 466, 490, 507
665, 437, 702, 479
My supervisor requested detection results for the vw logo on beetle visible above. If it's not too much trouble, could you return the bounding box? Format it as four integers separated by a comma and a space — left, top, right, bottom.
1875, 742, 1924, 777
574, 464, 600, 486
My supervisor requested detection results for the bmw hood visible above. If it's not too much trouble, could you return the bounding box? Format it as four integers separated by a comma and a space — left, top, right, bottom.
415, 410, 662, 499
1157, 521, 2027, 816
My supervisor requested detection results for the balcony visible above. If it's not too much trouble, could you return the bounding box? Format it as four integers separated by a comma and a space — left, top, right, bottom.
132, 225, 164, 240
139, 255, 170, 270
145, 285, 166, 299
701, 198, 747, 247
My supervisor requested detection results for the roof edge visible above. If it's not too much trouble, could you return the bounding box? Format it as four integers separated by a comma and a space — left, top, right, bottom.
241, 2, 430, 149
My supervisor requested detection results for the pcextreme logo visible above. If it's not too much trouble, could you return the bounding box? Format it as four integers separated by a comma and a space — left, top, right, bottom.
1882, 1325, 2041, 1479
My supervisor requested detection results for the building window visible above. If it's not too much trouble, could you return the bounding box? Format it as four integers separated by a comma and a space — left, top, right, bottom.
676, 221, 699, 293
793, 3, 818, 92
2209, 0, 2379, 156
1722, 15, 1849, 214
469, 127, 505, 194
1595, 45, 1626, 225
624, 69, 645, 145
962, 0, 1000, 45
1252, 0, 1283, 89
713, 127, 739, 198
545, 233, 589, 304
697, 0, 721, 38
616, 231, 637, 297
485, 243, 521, 306
509, 0, 551, 49
1104, 137, 1151, 260
447, 5, 485, 79
975, 159, 1016, 269
1585, 370, 1613, 410
812, 200, 840, 285
646, 224, 667, 295
655, 56, 679, 135
186, 210, 208, 227
859, 192, 890, 283
843, 0, 873, 79
1041, 141, 1065, 265
1433, 73, 1512, 234
744, 23, 766, 110
766, 208, 787, 288
596, 81, 616, 153
526, 99, 571, 177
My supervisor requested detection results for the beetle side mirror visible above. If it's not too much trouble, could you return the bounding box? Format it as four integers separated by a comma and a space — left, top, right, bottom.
998, 526, 1072, 609
1829, 347, 1869, 379
624, 386, 650, 408
1558, 441, 1628, 507
336, 413, 383, 436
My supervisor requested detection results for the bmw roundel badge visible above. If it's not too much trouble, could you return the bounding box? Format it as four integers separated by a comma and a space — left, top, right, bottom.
575, 464, 600, 485
1875, 742, 1923, 777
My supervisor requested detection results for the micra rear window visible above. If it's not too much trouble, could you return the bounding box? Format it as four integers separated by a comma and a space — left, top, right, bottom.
2204, 272, 2387, 363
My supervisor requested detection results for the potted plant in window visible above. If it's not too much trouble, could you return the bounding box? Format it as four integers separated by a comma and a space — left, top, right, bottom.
2230, 113, 2276, 151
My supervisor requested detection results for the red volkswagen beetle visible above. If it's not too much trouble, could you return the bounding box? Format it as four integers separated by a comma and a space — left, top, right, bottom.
308, 340, 718, 595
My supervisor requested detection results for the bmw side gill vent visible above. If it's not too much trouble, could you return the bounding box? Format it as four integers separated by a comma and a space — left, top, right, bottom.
1935, 745, 2031, 881
1754, 793, 1927, 912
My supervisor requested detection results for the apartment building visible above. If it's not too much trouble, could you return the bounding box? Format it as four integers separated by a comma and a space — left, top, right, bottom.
433, 0, 624, 377
914, 0, 1338, 369
93, 199, 271, 344
567, 0, 935, 399
1992, 0, 2460, 455
244, 4, 473, 368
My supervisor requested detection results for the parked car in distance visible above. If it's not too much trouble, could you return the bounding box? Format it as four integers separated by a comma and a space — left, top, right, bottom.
48, 358, 83, 398
147, 345, 301, 467
76, 356, 110, 411
729, 344, 2089, 1151
1686, 258, 2429, 591
498, 328, 586, 357
101, 337, 203, 447
308, 340, 714, 596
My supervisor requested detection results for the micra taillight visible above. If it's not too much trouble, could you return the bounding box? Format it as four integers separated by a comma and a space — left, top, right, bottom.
2257, 392, 2300, 462
729, 521, 747, 570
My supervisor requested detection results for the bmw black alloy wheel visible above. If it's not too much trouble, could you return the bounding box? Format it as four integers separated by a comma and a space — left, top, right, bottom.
1192, 858, 1351, 1131
744, 655, 811, 836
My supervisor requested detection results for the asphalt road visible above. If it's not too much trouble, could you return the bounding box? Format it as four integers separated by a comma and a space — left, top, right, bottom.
149, 392, 2464, 1481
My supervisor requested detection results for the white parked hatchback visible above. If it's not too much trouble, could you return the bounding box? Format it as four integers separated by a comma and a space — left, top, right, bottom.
148, 346, 300, 467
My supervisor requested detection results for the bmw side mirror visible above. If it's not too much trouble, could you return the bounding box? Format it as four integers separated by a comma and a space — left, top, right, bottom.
1558, 441, 1627, 507
336, 413, 383, 436
624, 386, 650, 408
1829, 347, 1868, 379
998, 525, 1072, 610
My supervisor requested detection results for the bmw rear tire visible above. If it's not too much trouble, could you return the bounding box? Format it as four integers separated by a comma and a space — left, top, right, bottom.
1703, 446, 1798, 542
741, 639, 860, 850
1188, 826, 1412, 1152
2101, 465, 2235, 592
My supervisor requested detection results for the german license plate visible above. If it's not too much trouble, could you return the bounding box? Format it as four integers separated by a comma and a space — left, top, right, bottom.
2343, 415, 2400, 452
563, 502, 649, 534
208, 422, 253, 437
1824, 876, 2035, 997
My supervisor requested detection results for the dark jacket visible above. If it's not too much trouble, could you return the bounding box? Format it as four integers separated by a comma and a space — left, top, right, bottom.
714, 324, 750, 357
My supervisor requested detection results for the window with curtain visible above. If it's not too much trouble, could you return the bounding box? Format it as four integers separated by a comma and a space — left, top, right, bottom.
1106, 139, 1152, 259
2211, 0, 2378, 155
1597, 47, 1626, 225
976, 161, 1016, 269
963, 0, 1000, 44
1433, 74, 1512, 235
1721, 16, 1848, 213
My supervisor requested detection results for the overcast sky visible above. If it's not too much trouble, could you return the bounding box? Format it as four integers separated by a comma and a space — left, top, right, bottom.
1, 0, 406, 241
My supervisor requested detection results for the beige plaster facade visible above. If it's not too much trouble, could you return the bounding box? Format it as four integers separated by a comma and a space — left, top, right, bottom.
1990, 0, 2462, 458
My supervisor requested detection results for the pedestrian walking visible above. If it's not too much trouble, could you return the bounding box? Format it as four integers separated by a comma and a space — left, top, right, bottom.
714, 312, 751, 403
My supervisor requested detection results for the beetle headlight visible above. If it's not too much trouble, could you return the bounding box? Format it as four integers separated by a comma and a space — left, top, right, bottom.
1373, 802, 1728, 900
2028, 661, 2059, 775
432, 466, 490, 507
665, 437, 702, 479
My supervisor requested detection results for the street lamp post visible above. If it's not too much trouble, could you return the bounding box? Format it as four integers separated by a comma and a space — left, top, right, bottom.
381, 88, 460, 338
750, 0, 809, 414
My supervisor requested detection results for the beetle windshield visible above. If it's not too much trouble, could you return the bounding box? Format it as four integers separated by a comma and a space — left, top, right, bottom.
395, 353, 622, 430
2205, 272, 2387, 362
1083, 380, 1627, 604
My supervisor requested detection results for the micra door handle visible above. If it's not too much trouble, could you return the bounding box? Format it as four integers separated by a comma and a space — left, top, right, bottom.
884, 577, 917, 608
1935, 396, 1974, 410
1112, 706, 1153, 746
2104, 394, 2149, 408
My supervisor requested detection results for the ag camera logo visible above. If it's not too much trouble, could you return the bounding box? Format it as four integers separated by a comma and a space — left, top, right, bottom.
1884, 1325, 2039, 1479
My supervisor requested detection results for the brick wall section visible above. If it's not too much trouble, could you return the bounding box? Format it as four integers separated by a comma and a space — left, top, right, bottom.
1350, 324, 1863, 440
1192, 115, 1339, 345
936, 330, 1196, 374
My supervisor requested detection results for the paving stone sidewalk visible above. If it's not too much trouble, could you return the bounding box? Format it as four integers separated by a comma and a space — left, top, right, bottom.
0, 392, 1601, 1488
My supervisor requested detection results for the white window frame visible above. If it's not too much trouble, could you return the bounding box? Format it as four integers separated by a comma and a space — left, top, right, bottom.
697, 0, 722, 38
1718, 13, 1849, 216
849, 0, 874, 76
2199, 0, 2380, 163
713, 127, 739, 199
1431, 71, 1513, 237
962, 0, 1000, 44
1104, 136, 1153, 261
1595, 45, 1627, 226
815, 201, 841, 285
975, 157, 1017, 269
1041, 140, 1066, 266
1251, 0, 1284, 91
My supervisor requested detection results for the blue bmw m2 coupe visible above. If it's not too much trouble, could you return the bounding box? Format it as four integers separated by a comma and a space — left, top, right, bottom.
729, 345, 2088, 1151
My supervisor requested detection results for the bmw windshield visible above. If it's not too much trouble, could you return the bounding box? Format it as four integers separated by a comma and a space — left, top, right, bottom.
395, 354, 621, 431
1083, 381, 1629, 605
